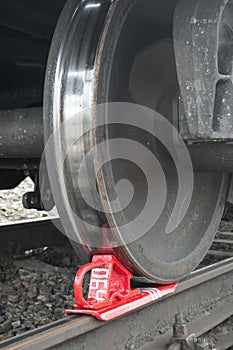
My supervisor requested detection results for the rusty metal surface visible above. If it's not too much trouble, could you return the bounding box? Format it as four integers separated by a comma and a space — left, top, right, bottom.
1, 258, 233, 350
174, 0, 233, 141
43, 0, 230, 284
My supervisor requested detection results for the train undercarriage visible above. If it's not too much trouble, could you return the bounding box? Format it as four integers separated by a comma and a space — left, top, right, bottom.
1, 0, 233, 283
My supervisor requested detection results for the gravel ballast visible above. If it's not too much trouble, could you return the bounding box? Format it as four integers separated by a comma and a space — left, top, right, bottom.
0, 177, 47, 223
0, 178, 79, 340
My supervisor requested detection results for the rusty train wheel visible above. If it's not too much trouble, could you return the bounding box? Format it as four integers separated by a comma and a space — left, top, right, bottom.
44, 0, 229, 282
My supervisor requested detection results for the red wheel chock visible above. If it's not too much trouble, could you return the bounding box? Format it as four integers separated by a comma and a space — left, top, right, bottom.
65, 255, 178, 321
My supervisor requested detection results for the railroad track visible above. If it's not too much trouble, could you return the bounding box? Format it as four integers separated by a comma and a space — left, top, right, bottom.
208, 230, 233, 259
0, 219, 233, 349
1, 218, 232, 261
1, 258, 233, 350
0, 218, 67, 256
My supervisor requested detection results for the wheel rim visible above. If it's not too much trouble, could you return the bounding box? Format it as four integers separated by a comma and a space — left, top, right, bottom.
44, 0, 229, 282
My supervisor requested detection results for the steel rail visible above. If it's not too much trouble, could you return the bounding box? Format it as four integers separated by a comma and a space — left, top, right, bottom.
1, 258, 233, 350
0, 218, 67, 253
214, 239, 233, 244
142, 294, 233, 350
216, 231, 233, 237
208, 250, 233, 257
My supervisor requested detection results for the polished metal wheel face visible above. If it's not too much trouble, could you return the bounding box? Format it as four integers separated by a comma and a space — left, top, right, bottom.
44, 0, 229, 282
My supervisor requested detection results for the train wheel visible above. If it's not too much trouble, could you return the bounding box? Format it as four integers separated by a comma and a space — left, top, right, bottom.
43, 0, 229, 282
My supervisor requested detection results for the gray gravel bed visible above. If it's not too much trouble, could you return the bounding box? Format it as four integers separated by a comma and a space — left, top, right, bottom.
0, 177, 47, 223
0, 178, 83, 341
0, 247, 82, 341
